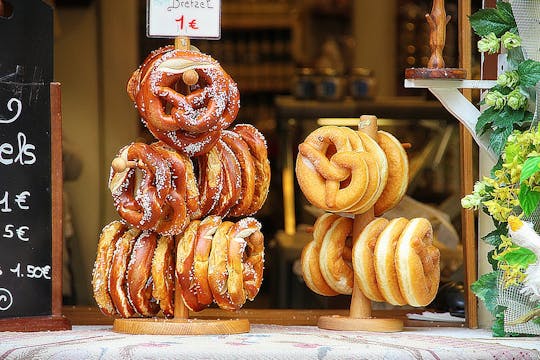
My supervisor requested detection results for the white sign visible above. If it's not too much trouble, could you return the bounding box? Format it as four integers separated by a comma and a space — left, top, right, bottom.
147, 0, 221, 39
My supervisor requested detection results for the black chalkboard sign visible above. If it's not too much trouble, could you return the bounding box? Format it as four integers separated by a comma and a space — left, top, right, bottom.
0, 0, 70, 330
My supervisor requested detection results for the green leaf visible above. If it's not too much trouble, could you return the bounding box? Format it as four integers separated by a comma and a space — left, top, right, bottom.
481, 223, 507, 246
469, 2, 516, 37
489, 126, 513, 156
498, 246, 537, 267
520, 156, 540, 183
518, 183, 540, 216
471, 271, 500, 315
493, 107, 525, 128
476, 106, 499, 135
488, 249, 500, 270
517, 60, 540, 87
507, 47, 525, 68
492, 310, 507, 337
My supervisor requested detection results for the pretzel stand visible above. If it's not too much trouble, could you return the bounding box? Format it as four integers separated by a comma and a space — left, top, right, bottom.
316, 116, 403, 332
111, 36, 250, 336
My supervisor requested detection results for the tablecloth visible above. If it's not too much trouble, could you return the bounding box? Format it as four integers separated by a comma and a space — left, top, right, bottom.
1, 325, 539, 359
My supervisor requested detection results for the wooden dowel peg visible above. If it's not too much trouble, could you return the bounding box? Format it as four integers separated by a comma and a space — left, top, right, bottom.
111, 157, 136, 172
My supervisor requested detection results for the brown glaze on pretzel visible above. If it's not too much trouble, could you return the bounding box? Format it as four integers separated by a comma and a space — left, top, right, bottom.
109, 143, 171, 230
126, 231, 160, 316
92, 221, 127, 316
197, 146, 223, 218
242, 229, 265, 300
108, 227, 141, 317
221, 130, 256, 217
151, 234, 176, 318
232, 124, 271, 215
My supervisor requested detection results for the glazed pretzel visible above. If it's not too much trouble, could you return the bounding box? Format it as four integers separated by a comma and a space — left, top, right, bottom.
109, 143, 171, 230
137, 49, 239, 133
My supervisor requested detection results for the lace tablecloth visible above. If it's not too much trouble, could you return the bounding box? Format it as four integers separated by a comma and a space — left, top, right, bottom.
1, 325, 539, 359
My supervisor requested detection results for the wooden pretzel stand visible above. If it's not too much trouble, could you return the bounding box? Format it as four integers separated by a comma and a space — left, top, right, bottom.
316, 115, 403, 332
112, 36, 249, 335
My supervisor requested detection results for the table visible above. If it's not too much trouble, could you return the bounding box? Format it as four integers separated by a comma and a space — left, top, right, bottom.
1, 325, 538, 359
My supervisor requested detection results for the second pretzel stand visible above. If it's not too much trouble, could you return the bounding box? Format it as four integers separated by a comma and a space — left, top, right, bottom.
317, 115, 404, 332
112, 37, 250, 335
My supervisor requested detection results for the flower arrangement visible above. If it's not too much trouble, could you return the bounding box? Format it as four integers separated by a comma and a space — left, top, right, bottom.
462, 1, 540, 336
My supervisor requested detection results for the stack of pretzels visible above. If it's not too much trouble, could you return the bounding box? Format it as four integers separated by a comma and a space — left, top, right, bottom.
92, 46, 270, 317
301, 214, 440, 307
297, 125, 440, 308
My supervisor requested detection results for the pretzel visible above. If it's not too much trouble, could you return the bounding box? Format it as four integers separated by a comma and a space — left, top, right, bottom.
197, 146, 223, 218
374, 130, 409, 216
373, 217, 409, 305
137, 49, 239, 133
212, 140, 242, 217
176, 220, 202, 311
352, 217, 389, 302
242, 228, 265, 301
301, 213, 340, 296
395, 218, 440, 306
126, 231, 160, 316
108, 227, 141, 317
296, 126, 371, 212
226, 217, 262, 308
92, 221, 127, 316
109, 143, 171, 230
318, 215, 355, 294
151, 235, 176, 317
220, 130, 255, 217
208, 221, 236, 310
191, 215, 222, 308
150, 142, 190, 235
232, 124, 271, 215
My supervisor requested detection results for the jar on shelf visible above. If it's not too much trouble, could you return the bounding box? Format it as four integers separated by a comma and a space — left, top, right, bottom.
349, 67, 376, 100
292, 67, 317, 100
316, 67, 345, 101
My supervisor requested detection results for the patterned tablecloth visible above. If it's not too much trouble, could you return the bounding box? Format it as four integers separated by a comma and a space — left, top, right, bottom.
0, 325, 539, 359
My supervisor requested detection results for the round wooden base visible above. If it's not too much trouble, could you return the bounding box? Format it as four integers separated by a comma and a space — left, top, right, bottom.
113, 318, 250, 335
317, 315, 403, 332
405, 67, 467, 79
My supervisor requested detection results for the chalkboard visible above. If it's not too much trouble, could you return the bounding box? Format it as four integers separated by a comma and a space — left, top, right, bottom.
0, 0, 70, 330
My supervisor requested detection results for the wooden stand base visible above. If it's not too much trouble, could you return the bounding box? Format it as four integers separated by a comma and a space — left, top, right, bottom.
112, 317, 250, 335
0, 315, 71, 332
317, 315, 403, 332
405, 67, 467, 79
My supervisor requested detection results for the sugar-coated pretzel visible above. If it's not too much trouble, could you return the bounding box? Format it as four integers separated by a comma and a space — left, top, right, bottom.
137, 49, 239, 133
151, 235, 176, 318
212, 140, 242, 217
108, 227, 141, 317
221, 130, 256, 217
318, 215, 355, 295
150, 142, 190, 235
395, 218, 440, 307
126, 231, 160, 316
197, 146, 223, 218
208, 221, 236, 310
109, 143, 171, 230
191, 215, 222, 308
226, 217, 262, 308
176, 220, 202, 311
232, 124, 271, 215
92, 221, 127, 316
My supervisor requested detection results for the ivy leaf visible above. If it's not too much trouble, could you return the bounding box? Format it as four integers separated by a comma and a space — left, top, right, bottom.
517, 59, 540, 87
498, 246, 537, 267
520, 156, 540, 183
518, 183, 540, 216
471, 271, 500, 315
476, 106, 499, 135
489, 126, 513, 156
493, 107, 525, 128
469, 1, 516, 37
481, 223, 507, 247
